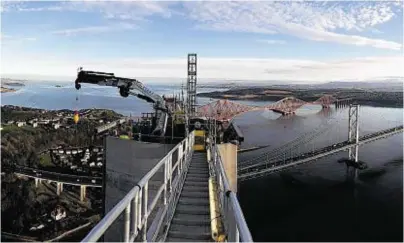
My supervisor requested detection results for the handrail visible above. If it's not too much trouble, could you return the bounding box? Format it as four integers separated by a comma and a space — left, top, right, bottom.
208, 139, 253, 242
82, 131, 195, 242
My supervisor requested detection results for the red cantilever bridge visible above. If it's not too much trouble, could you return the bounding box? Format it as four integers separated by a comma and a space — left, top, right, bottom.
196, 95, 351, 121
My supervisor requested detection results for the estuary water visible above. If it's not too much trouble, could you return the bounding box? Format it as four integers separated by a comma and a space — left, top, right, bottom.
1, 81, 403, 241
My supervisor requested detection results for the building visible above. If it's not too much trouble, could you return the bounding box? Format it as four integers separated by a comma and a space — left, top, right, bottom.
53, 123, 60, 129
28, 118, 38, 124
16, 121, 26, 127
39, 119, 50, 124
32, 122, 38, 128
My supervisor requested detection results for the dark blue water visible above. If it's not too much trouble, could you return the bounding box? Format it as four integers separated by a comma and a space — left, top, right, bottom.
235, 107, 403, 241
2, 82, 403, 241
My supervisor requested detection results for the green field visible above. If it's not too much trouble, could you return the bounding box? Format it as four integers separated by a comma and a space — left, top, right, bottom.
39, 153, 54, 167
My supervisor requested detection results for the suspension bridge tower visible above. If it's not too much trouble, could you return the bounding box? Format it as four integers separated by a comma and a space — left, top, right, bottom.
348, 104, 359, 162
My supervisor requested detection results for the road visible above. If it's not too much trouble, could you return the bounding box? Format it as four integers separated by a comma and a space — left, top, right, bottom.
11, 165, 102, 187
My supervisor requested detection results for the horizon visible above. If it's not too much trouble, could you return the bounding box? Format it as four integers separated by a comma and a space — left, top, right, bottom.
2, 75, 404, 86
1, 1, 404, 82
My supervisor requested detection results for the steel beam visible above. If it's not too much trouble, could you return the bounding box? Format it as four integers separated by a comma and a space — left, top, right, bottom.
187, 53, 197, 117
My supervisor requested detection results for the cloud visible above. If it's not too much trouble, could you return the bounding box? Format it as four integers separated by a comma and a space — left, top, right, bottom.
66, 1, 177, 21
256, 39, 286, 45
16, 5, 63, 12
5, 1, 401, 50
2, 51, 403, 83
51, 23, 137, 36
5, 1, 174, 36
1, 33, 37, 43
0, 1, 25, 13
8, 1, 177, 21
184, 1, 402, 50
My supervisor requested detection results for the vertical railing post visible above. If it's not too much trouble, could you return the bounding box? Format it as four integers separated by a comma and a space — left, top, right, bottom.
143, 182, 148, 242
236, 226, 240, 243
169, 155, 172, 192
138, 188, 143, 234
178, 143, 183, 177
189, 135, 192, 153
164, 159, 168, 205
133, 192, 139, 236
124, 204, 131, 242
185, 138, 189, 162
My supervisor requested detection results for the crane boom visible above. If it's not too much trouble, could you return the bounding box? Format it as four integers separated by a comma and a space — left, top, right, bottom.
74, 69, 168, 136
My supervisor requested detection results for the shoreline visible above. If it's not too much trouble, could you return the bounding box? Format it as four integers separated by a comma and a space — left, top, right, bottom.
197, 88, 403, 109
0, 105, 126, 116
1, 86, 17, 93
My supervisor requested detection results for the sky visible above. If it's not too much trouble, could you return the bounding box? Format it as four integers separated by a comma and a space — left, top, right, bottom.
1, 0, 404, 83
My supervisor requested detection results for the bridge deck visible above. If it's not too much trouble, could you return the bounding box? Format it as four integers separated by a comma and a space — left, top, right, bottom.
239, 126, 403, 180
166, 152, 212, 242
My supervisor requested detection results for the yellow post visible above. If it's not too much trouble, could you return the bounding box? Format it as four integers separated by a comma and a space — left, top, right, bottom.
217, 143, 238, 193
209, 177, 226, 241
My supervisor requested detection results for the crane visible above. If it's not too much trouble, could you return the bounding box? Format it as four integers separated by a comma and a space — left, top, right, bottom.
74, 68, 169, 136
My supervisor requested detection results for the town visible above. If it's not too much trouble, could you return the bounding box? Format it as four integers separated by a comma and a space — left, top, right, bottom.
1, 105, 134, 241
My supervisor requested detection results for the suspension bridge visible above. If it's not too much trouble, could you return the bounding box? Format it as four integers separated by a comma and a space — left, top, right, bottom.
235, 104, 403, 181
238, 125, 403, 181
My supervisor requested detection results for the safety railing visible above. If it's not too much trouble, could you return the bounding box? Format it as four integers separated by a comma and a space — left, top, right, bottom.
82, 131, 195, 242
208, 139, 253, 242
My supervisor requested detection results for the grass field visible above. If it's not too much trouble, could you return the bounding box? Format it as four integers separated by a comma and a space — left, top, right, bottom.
39, 153, 54, 167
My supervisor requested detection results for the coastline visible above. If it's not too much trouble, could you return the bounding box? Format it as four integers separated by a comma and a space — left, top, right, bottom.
197, 87, 404, 108
1, 86, 17, 93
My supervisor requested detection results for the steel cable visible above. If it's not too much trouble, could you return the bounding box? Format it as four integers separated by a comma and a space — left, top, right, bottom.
239, 107, 347, 169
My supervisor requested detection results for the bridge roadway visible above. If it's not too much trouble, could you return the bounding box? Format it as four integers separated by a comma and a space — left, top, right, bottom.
238, 125, 403, 180
11, 165, 102, 187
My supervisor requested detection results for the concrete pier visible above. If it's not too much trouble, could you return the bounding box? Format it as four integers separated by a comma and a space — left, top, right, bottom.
35, 178, 42, 187
56, 182, 63, 195
80, 185, 87, 202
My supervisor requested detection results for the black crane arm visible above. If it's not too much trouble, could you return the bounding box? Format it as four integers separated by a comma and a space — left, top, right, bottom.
74, 68, 168, 136
75, 69, 165, 108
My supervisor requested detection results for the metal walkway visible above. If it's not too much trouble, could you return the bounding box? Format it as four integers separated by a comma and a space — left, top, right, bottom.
166, 152, 211, 242
81, 131, 253, 242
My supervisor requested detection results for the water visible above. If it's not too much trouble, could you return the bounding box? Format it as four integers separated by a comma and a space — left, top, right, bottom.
235, 107, 403, 241
1, 81, 224, 116
1, 82, 403, 241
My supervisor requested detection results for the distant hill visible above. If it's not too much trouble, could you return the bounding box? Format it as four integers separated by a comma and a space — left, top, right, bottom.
0, 78, 26, 86
198, 80, 403, 92
312, 81, 403, 92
